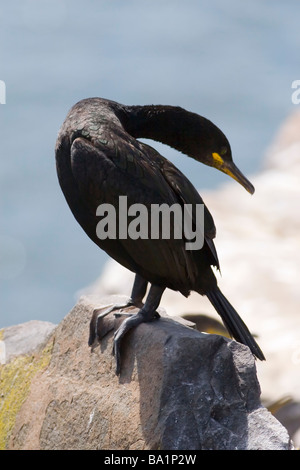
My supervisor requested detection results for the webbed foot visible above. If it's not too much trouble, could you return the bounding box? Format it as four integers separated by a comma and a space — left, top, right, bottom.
88, 274, 148, 347
89, 281, 165, 376
113, 308, 160, 375
88, 298, 135, 346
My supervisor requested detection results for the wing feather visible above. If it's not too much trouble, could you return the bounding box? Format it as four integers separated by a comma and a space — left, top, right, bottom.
70, 136, 196, 292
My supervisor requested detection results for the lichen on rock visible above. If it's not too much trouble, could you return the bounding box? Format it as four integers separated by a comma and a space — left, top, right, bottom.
0, 340, 53, 450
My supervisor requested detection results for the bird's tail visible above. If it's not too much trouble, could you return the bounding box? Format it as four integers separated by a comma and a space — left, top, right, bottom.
206, 286, 265, 361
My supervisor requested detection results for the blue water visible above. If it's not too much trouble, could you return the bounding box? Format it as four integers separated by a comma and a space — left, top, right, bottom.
0, 0, 299, 327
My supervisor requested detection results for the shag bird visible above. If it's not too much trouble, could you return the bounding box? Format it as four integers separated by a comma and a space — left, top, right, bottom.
55, 97, 265, 374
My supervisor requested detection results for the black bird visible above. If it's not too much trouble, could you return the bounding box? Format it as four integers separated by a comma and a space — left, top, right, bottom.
55, 97, 265, 374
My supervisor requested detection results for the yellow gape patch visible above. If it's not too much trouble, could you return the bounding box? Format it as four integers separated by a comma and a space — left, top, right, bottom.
212, 152, 224, 165
212, 152, 237, 180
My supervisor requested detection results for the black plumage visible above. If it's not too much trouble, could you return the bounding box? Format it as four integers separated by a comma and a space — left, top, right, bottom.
56, 97, 264, 374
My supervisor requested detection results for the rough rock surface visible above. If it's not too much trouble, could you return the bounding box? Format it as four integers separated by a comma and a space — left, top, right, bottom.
1, 295, 292, 450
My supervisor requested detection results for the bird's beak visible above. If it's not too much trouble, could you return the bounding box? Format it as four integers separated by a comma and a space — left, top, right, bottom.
212, 153, 255, 195
221, 161, 255, 195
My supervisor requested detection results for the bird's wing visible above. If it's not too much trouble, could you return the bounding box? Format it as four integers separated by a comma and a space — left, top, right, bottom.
69, 134, 198, 291
139, 142, 220, 269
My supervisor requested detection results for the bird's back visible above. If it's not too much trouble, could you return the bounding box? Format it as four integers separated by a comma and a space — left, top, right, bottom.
55, 98, 218, 296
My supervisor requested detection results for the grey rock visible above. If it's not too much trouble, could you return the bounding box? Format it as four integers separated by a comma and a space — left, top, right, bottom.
0, 320, 56, 364
6, 296, 292, 450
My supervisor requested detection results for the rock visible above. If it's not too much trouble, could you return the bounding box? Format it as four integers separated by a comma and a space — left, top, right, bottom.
1, 296, 292, 450
0, 321, 56, 450
0, 320, 56, 365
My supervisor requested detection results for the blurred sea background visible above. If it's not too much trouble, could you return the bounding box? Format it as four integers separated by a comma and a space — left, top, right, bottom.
0, 0, 299, 328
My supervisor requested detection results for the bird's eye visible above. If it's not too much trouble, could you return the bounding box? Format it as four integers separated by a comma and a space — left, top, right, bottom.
220, 146, 227, 156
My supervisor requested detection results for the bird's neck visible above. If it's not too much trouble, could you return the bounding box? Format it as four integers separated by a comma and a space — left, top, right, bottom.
119, 105, 209, 159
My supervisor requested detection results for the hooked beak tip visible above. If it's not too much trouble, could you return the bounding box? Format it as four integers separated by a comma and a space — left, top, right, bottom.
247, 184, 255, 195
223, 162, 255, 195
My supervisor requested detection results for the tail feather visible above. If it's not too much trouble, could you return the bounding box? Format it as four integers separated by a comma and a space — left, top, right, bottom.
206, 286, 265, 361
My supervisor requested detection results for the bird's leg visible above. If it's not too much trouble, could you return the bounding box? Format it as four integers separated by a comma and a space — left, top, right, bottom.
116, 273, 148, 311
113, 274, 149, 318
113, 284, 165, 375
88, 274, 148, 346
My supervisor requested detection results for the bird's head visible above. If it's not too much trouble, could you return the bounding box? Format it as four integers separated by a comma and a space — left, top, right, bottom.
193, 120, 255, 195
